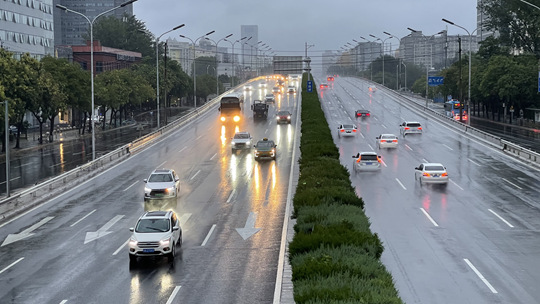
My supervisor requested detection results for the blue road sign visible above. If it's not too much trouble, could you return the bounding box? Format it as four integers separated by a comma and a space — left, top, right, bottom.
428, 76, 444, 86
307, 80, 313, 92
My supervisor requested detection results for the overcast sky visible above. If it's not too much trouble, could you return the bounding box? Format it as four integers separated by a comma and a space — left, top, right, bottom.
134, 0, 478, 56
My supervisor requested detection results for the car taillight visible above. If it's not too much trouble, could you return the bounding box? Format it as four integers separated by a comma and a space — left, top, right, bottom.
418, 127, 422, 130
441, 172, 448, 177
380, 140, 385, 143
392, 139, 398, 142
404, 127, 410, 130
366, 113, 370, 116
353, 129, 357, 132
422, 172, 430, 177
340, 129, 344, 132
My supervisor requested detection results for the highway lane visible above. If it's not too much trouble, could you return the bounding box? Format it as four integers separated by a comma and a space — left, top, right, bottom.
318, 76, 540, 304
0, 77, 300, 304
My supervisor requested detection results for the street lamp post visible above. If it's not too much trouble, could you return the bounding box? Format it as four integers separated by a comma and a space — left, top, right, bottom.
206, 34, 232, 97
55, 0, 137, 161
179, 31, 215, 109
224, 36, 248, 87
151, 24, 185, 129
359, 36, 378, 81
384, 31, 405, 90
370, 34, 392, 86
2, 100, 9, 197
443, 18, 478, 125
408, 28, 444, 108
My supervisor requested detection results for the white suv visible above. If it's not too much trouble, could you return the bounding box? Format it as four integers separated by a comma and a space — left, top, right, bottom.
128, 210, 182, 264
400, 121, 422, 136
231, 131, 253, 153
143, 169, 180, 202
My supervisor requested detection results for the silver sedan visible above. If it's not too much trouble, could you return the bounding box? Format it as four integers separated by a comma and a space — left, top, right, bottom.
414, 163, 449, 185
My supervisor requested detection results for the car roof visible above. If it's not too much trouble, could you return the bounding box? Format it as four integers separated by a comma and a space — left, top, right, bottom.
152, 169, 172, 174
380, 133, 397, 137
421, 162, 444, 166
141, 210, 172, 219
359, 151, 378, 156
356, 109, 369, 112
234, 131, 250, 135
404, 121, 421, 124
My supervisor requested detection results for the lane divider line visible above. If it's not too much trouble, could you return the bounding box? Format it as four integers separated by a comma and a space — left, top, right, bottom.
395, 178, 407, 190
226, 189, 236, 203
123, 181, 138, 192
0, 257, 24, 274
190, 170, 201, 180
463, 258, 498, 294
449, 179, 463, 190
165, 286, 182, 304
502, 178, 522, 190
201, 224, 216, 247
70, 209, 96, 227
468, 158, 481, 166
488, 209, 514, 228
420, 208, 439, 227
113, 239, 129, 256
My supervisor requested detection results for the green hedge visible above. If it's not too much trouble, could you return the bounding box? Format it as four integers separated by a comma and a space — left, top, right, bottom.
288, 73, 403, 303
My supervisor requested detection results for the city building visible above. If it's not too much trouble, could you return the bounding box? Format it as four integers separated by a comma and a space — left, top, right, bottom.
477, 0, 498, 42
351, 42, 382, 71
166, 37, 219, 76
240, 25, 258, 67
53, 0, 134, 46
0, 0, 55, 59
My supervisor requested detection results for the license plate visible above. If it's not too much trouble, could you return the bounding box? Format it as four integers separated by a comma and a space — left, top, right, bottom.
143, 249, 155, 253
386, 140, 392, 143
155, 194, 163, 197
433, 174, 439, 177
365, 162, 373, 165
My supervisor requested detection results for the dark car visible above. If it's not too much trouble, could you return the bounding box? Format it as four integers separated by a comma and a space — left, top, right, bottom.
355, 109, 371, 117
253, 138, 277, 160
327, 76, 335, 81
276, 111, 292, 124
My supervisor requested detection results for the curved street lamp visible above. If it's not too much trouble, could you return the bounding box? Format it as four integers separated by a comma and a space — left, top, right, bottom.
206, 34, 232, 96
442, 18, 478, 125
359, 36, 379, 81
179, 30, 215, 108
224, 36, 248, 87
369, 34, 393, 86
56, 0, 138, 161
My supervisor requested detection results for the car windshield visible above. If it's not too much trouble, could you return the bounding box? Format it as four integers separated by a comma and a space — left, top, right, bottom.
234, 133, 250, 139
278, 111, 289, 116
361, 154, 378, 161
135, 218, 170, 233
256, 141, 274, 148
425, 165, 445, 171
407, 123, 421, 127
343, 124, 354, 129
381, 135, 396, 139
148, 173, 173, 183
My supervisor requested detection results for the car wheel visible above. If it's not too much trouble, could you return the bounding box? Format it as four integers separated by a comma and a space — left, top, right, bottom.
168, 243, 176, 262
129, 254, 137, 265
177, 233, 183, 248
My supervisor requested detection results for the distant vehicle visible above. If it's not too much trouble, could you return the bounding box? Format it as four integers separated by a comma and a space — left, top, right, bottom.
355, 109, 370, 118
253, 138, 277, 161
327, 76, 334, 81
399, 121, 422, 136
352, 152, 382, 172
258, 82, 267, 88
272, 86, 281, 94
231, 131, 253, 153
376, 134, 398, 149
320, 83, 329, 89
444, 100, 468, 121
219, 93, 244, 123
287, 86, 296, 94
276, 110, 292, 124
251, 100, 269, 120
128, 210, 182, 265
368, 86, 377, 92
143, 169, 180, 202
244, 85, 253, 91
414, 163, 449, 185
264, 93, 275, 103
337, 124, 357, 137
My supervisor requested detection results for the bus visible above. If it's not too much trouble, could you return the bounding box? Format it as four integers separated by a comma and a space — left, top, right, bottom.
219, 93, 244, 123
444, 100, 468, 121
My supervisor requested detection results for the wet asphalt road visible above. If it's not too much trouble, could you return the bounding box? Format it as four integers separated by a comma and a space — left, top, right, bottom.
319, 77, 540, 304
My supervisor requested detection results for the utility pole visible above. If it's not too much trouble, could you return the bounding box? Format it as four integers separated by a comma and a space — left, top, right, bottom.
305, 42, 314, 81
164, 42, 168, 125
458, 36, 463, 122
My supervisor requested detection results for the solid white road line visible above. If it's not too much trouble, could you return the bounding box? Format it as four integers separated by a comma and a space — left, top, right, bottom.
226, 189, 236, 203
210, 153, 217, 160
395, 178, 407, 190
201, 224, 216, 247
422, 158, 429, 163
405, 144, 413, 151
70, 209, 96, 227
467, 158, 481, 166
59, 300, 68, 304
178, 147, 186, 153
488, 209, 514, 228
420, 208, 439, 227
123, 181, 138, 192
381, 160, 388, 167
190, 170, 201, 180
0, 257, 24, 274
502, 178, 522, 190
165, 286, 182, 304
381, 124, 387, 129
157, 161, 167, 169
463, 258, 498, 294
113, 239, 129, 256
449, 179, 464, 190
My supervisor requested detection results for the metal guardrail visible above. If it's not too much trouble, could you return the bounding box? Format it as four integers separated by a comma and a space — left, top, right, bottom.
0, 79, 261, 221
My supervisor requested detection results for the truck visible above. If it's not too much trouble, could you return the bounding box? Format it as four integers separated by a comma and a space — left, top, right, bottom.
251, 100, 269, 120
219, 93, 244, 123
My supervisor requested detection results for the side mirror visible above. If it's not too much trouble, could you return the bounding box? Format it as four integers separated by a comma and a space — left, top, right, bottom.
175, 177, 179, 182
414, 167, 419, 170
251, 105, 254, 110
143, 179, 147, 183
173, 226, 180, 231
352, 155, 356, 158
129, 228, 134, 232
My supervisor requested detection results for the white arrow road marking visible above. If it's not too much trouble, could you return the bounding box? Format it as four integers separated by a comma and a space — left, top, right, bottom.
236, 212, 261, 240
0, 257, 24, 274
2, 217, 54, 247
84, 215, 124, 244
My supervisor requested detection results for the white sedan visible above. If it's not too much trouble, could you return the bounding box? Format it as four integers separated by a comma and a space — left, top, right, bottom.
376, 134, 398, 148
337, 124, 357, 137
414, 163, 449, 185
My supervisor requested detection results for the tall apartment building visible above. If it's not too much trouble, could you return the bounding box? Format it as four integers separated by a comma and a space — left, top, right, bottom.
240, 25, 257, 68
0, 0, 55, 59
477, 0, 498, 42
53, 0, 134, 46
352, 42, 382, 71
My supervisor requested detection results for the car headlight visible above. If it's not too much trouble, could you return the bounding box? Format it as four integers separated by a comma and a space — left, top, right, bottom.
287, 116, 291, 119
233, 116, 240, 122
129, 237, 138, 247
165, 186, 175, 194
160, 237, 171, 247
246, 140, 251, 145
276, 116, 280, 120
232, 142, 237, 145
144, 187, 151, 194
220, 116, 226, 122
